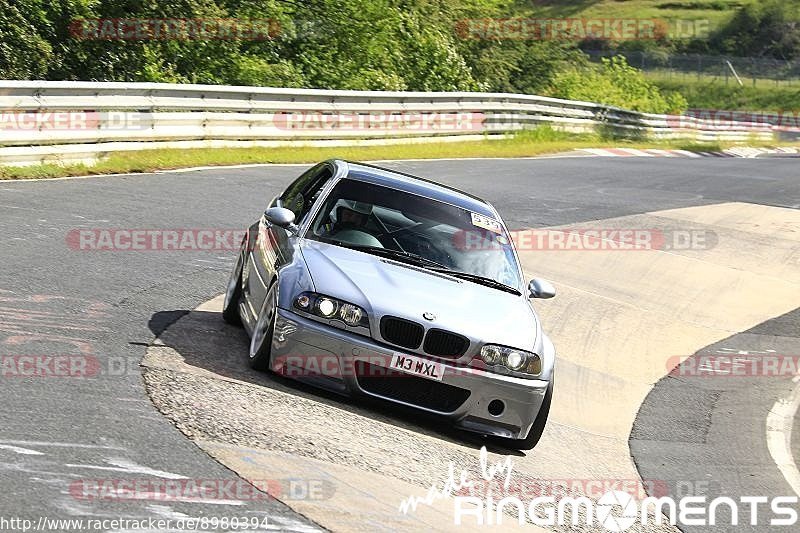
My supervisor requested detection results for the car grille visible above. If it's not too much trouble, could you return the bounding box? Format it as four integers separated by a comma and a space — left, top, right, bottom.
380, 316, 423, 349
423, 329, 470, 358
355, 361, 470, 413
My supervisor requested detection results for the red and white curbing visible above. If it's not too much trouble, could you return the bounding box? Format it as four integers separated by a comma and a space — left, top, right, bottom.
580, 147, 799, 158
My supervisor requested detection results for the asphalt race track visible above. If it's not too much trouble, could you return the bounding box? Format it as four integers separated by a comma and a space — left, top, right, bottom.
1, 155, 799, 532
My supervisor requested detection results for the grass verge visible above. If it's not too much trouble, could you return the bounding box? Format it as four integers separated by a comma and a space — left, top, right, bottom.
651, 77, 800, 111
528, 0, 748, 27
0, 129, 793, 180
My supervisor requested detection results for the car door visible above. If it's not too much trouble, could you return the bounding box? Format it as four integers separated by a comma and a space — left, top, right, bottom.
244, 163, 334, 315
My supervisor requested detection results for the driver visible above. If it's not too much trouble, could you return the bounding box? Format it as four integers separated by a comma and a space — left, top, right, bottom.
321, 200, 373, 236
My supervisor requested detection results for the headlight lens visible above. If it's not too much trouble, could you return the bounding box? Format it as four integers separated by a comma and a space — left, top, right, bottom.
296, 294, 311, 309
294, 292, 368, 328
525, 354, 542, 375
480, 345, 502, 365
504, 351, 525, 371
316, 298, 337, 317
339, 303, 363, 326
478, 344, 541, 376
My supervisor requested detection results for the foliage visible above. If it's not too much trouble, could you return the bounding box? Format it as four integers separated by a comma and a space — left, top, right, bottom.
547, 56, 689, 114
652, 77, 800, 111
0, 0, 53, 79
0, 0, 688, 113
709, 0, 800, 60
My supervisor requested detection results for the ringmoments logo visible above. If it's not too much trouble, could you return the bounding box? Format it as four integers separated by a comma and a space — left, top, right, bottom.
398, 447, 799, 529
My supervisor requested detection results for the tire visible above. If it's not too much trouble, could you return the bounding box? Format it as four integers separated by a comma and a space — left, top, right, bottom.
222, 244, 245, 326
507, 379, 553, 451
249, 281, 278, 372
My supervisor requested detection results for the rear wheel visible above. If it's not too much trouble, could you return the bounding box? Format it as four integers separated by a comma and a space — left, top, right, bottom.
222, 244, 246, 326
249, 282, 278, 372
507, 380, 553, 451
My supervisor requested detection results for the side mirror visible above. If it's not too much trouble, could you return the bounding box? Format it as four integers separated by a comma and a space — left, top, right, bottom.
528, 278, 556, 299
264, 207, 296, 229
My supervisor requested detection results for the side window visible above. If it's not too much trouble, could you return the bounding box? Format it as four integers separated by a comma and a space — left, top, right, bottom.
281, 165, 333, 222
300, 168, 332, 220
281, 166, 319, 217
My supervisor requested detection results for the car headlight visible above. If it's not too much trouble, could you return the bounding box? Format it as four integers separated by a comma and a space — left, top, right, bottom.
478, 344, 541, 376
293, 292, 368, 327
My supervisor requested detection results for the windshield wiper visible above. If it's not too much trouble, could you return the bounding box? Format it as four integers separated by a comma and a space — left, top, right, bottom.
345, 245, 449, 269
330, 241, 521, 295
428, 268, 522, 296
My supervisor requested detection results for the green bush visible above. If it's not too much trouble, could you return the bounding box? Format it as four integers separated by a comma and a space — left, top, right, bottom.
547, 56, 689, 114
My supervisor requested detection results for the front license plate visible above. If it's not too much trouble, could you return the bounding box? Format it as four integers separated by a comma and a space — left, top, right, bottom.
390, 353, 445, 381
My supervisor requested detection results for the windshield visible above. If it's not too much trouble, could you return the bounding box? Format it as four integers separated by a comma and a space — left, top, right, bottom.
305, 177, 522, 291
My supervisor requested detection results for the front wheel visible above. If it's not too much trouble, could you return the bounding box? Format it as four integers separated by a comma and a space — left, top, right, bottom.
507, 380, 553, 451
222, 244, 245, 326
249, 282, 278, 372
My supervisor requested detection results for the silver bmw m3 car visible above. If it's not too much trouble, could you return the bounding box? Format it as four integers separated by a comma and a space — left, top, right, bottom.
223, 160, 556, 449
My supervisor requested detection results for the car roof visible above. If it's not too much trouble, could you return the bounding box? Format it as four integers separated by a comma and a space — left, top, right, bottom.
333, 160, 497, 218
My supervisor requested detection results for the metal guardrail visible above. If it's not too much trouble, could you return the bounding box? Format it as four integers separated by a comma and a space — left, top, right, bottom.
0, 81, 780, 166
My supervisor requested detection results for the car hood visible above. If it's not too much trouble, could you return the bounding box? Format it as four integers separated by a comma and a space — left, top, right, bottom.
299, 240, 540, 352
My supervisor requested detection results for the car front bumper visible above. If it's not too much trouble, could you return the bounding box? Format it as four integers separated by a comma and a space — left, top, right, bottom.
270, 308, 549, 440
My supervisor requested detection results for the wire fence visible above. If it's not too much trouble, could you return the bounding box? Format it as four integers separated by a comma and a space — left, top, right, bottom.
585, 50, 800, 87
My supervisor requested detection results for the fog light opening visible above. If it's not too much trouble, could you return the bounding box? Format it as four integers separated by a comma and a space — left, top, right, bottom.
488, 399, 505, 417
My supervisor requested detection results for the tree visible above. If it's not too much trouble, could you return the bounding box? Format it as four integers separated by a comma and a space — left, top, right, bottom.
0, 0, 52, 79
712, 0, 800, 60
